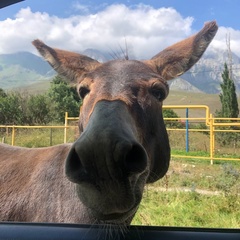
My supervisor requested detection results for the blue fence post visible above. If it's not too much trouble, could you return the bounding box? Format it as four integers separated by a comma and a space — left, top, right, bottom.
186, 108, 189, 152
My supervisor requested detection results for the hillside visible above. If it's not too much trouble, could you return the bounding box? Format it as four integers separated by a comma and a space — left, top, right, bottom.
182, 49, 240, 93
0, 52, 54, 90
1, 48, 240, 97
17, 80, 51, 93
164, 90, 221, 117
81, 47, 240, 94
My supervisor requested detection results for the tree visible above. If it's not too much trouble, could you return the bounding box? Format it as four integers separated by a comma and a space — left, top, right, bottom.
26, 94, 51, 125
0, 88, 7, 98
215, 63, 239, 147
47, 75, 81, 122
0, 76, 80, 125
163, 109, 183, 128
0, 91, 51, 125
218, 63, 239, 118
0, 92, 24, 125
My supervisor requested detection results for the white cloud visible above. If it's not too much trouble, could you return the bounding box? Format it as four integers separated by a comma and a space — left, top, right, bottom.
71, 2, 90, 14
1, 4, 239, 60
0, 4, 193, 59
209, 26, 240, 57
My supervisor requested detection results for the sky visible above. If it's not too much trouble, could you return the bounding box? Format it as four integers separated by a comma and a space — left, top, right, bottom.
0, 0, 240, 59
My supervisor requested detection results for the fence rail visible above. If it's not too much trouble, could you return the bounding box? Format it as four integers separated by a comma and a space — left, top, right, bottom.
0, 125, 77, 146
1, 106, 239, 164
163, 105, 240, 164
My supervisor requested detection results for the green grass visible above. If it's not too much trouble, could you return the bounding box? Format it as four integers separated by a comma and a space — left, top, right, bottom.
171, 149, 210, 157
133, 190, 240, 228
164, 91, 222, 118
168, 130, 240, 158
132, 158, 240, 228
154, 158, 240, 190
164, 90, 240, 119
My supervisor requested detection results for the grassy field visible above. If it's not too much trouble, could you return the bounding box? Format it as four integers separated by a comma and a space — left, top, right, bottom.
165, 91, 219, 118
168, 130, 240, 157
164, 90, 240, 118
133, 190, 240, 228
133, 158, 240, 228
17, 80, 51, 94
0, 126, 78, 147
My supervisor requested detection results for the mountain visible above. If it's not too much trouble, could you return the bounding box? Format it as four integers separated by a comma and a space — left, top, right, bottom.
82, 47, 240, 94
182, 49, 240, 94
0, 52, 55, 90
169, 78, 203, 93
0, 48, 240, 94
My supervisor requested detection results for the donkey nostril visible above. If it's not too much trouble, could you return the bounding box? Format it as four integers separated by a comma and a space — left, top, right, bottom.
124, 144, 147, 174
65, 146, 90, 183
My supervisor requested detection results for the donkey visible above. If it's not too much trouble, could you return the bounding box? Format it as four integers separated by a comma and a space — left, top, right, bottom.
0, 21, 218, 224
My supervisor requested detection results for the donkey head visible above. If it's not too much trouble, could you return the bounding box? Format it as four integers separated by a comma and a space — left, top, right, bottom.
33, 21, 218, 224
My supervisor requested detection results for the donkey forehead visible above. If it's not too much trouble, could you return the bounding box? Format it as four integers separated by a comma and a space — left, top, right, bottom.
84, 59, 163, 84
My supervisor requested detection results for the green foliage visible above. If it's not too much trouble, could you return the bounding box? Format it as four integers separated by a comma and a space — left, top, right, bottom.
215, 63, 240, 146
163, 109, 178, 118
47, 76, 81, 122
216, 130, 240, 147
218, 63, 239, 118
26, 94, 51, 125
0, 92, 24, 125
0, 91, 51, 125
0, 75, 81, 125
0, 88, 6, 98
216, 164, 240, 212
163, 109, 183, 128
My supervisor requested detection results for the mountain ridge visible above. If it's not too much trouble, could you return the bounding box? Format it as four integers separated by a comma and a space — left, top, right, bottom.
0, 48, 239, 94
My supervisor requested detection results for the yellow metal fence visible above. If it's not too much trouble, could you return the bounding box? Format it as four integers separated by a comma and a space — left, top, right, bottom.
0, 125, 78, 147
162, 105, 240, 164
1, 106, 239, 164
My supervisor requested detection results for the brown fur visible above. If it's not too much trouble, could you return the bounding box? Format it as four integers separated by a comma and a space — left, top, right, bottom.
0, 21, 218, 224
0, 143, 95, 223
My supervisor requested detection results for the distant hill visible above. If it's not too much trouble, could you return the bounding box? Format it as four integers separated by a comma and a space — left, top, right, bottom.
168, 78, 203, 93
1, 48, 240, 95
182, 49, 240, 94
164, 90, 221, 118
81, 47, 240, 94
0, 52, 55, 90
1, 50, 238, 116
0, 52, 53, 74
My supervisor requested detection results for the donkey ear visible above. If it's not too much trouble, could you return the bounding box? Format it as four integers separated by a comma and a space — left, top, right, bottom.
145, 21, 218, 80
32, 40, 101, 82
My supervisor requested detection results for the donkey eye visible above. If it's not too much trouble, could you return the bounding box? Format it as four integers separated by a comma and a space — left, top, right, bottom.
150, 88, 166, 101
79, 86, 90, 100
